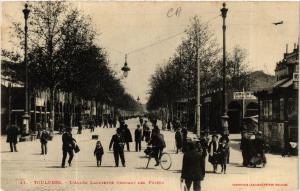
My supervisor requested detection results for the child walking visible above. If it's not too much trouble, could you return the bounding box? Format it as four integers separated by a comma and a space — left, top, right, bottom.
94, 141, 104, 167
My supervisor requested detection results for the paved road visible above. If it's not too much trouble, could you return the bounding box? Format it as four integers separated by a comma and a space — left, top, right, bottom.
1, 118, 298, 191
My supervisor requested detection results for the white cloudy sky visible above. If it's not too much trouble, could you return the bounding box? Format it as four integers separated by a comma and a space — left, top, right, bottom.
1, 1, 299, 103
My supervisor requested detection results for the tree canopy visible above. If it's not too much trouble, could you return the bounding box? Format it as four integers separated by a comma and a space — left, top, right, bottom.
147, 16, 252, 111
2, 2, 139, 115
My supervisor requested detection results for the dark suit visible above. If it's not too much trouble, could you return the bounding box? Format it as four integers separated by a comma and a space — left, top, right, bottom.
109, 134, 125, 167
181, 150, 205, 191
149, 133, 165, 165
61, 132, 75, 167
6, 126, 19, 152
40, 130, 49, 155
135, 128, 142, 151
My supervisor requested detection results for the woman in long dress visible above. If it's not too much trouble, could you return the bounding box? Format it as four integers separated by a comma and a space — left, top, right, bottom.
208, 135, 219, 173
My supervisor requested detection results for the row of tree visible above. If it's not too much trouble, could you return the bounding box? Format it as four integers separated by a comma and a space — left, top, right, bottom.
147, 16, 252, 112
2, 2, 141, 131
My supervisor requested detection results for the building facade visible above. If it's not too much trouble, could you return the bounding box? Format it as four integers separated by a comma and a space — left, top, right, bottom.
256, 44, 298, 152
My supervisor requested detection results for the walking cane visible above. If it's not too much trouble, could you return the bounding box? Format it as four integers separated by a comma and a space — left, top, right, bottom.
180, 179, 188, 191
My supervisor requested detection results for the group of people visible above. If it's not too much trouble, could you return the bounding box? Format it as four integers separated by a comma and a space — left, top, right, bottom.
77, 116, 118, 134
207, 134, 230, 174
175, 125, 188, 153
108, 118, 166, 167
240, 131, 266, 167
58, 117, 165, 168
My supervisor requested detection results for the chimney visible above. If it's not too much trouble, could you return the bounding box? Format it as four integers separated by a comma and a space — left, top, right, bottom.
284, 44, 288, 58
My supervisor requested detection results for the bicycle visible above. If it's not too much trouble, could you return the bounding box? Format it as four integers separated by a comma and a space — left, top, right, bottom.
144, 146, 172, 170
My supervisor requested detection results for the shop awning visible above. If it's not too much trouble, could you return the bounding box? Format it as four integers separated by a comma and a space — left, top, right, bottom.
280, 79, 294, 88
272, 78, 289, 88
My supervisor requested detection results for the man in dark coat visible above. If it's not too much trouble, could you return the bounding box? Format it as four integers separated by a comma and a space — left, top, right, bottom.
139, 117, 144, 126
142, 121, 151, 143
77, 121, 83, 134
6, 125, 19, 152
40, 128, 49, 155
181, 126, 188, 152
109, 128, 126, 167
135, 125, 142, 152
124, 124, 132, 151
117, 123, 132, 151
151, 125, 160, 139
148, 132, 166, 166
240, 132, 251, 166
175, 127, 183, 153
61, 127, 75, 168
181, 141, 205, 191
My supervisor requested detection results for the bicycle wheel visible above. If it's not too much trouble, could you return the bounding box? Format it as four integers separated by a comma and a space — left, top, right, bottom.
160, 152, 172, 170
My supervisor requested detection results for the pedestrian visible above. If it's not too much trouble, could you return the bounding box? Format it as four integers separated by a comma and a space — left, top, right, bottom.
6, 125, 19, 152
175, 127, 183, 154
89, 118, 95, 132
217, 138, 229, 174
148, 131, 166, 166
103, 117, 109, 128
108, 116, 113, 128
94, 140, 104, 167
61, 127, 76, 168
113, 117, 117, 128
240, 132, 250, 166
109, 128, 126, 167
167, 120, 171, 131
253, 131, 266, 167
181, 141, 205, 191
208, 134, 219, 173
142, 121, 151, 143
199, 134, 209, 172
151, 125, 160, 139
40, 127, 49, 155
181, 125, 188, 152
219, 133, 230, 163
124, 124, 133, 151
135, 125, 142, 152
77, 121, 83, 134
139, 117, 144, 126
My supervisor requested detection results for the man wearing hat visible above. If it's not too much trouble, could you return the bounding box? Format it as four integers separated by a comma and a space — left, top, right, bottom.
61, 127, 75, 168
109, 128, 126, 167
181, 141, 205, 191
175, 127, 183, 154
40, 127, 49, 155
219, 132, 230, 163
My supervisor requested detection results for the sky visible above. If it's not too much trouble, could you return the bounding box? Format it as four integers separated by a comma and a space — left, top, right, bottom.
1, 1, 299, 104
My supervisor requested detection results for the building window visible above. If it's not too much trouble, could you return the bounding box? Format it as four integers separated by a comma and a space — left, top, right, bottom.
268, 100, 272, 119
287, 98, 298, 120
263, 100, 268, 119
273, 99, 280, 120
260, 101, 263, 118
280, 98, 284, 120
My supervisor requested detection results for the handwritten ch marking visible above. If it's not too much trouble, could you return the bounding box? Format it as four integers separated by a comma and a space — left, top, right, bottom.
167, 7, 182, 17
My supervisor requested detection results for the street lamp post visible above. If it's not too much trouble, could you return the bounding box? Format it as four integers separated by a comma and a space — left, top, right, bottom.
221, 2, 229, 134
22, 3, 30, 135
121, 54, 130, 78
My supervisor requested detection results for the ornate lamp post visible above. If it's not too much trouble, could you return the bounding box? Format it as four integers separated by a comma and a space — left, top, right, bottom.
121, 54, 130, 78
22, 3, 30, 135
221, 2, 229, 134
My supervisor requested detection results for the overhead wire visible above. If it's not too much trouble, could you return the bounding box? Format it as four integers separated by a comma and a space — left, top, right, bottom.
106, 14, 221, 57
